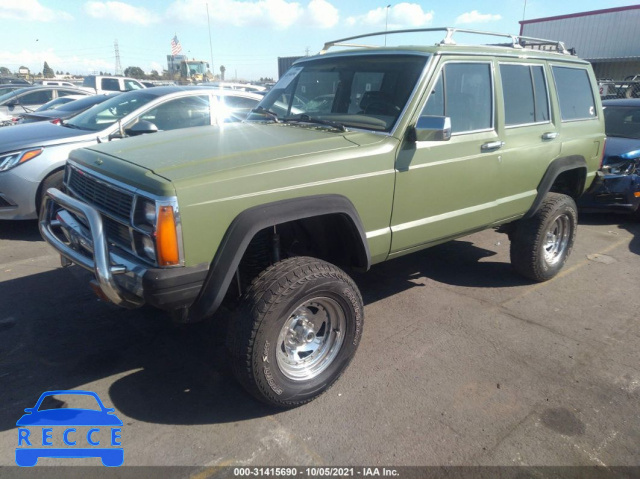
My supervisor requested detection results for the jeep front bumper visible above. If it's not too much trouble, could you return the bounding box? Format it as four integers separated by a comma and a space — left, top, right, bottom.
40, 188, 207, 311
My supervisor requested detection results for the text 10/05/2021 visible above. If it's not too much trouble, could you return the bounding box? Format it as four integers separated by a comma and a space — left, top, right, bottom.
233, 468, 399, 477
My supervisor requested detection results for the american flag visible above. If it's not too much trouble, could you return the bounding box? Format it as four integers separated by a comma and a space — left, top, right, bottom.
171, 35, 182, 55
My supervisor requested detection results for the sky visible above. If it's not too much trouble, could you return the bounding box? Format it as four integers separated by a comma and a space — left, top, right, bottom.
2, 0, 638, 81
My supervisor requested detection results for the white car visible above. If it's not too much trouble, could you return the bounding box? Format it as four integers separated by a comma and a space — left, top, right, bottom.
81, 75, 146, 95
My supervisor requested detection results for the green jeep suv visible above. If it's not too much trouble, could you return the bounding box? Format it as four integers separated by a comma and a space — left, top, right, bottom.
40, 28, 605, 407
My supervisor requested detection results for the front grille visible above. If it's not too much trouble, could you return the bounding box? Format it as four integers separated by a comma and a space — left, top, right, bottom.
104, 216, 132, 249
65, 164, 157, 266
67, 166, 133, 220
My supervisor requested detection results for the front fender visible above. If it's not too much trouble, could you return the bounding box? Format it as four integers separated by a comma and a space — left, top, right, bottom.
189, 194, 370, 321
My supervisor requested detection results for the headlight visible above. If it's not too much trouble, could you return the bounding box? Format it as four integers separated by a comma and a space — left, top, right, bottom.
134, 232, 157, 261
132, 197, 181, 267
605, 158, 639, 175
0, 148, 43, 172
133, 197, 156, 232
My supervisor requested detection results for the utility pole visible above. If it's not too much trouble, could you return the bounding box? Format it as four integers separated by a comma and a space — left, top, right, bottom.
385, 5, 391, 46
114, 39, 122, 76
206, 2, 215, 80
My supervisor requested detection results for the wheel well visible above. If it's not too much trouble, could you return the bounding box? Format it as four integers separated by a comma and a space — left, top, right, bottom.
548, 167, 586, 199
229, 214, 367, 299
35, 167, 65, 211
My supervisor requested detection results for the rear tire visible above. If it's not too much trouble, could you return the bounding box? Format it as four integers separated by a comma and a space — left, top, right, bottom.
510, 193, 578, 282
227, 256, 363, 408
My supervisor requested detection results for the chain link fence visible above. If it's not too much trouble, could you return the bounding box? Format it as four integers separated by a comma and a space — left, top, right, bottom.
598, 76, 640, 100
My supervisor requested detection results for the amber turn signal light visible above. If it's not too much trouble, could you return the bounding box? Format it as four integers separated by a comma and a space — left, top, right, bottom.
156, 206, 180, 266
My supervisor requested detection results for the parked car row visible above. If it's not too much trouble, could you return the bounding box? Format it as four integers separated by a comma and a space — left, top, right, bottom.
0, 86, 262, 219
578, 98, 640, 217
0, 85, 93, 125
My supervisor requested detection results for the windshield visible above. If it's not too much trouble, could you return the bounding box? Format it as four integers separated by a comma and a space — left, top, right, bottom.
604, 105, 640, 139
250, 54, 428, 132
65, 91, 157, 131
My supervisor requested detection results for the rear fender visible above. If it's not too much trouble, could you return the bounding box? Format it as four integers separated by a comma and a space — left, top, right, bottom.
523, 155, 587, 220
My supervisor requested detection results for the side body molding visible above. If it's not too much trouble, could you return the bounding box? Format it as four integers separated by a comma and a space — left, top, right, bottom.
190, 194, 371, 321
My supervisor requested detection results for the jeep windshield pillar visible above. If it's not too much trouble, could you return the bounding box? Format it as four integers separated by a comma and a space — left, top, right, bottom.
40, 28, 605, 407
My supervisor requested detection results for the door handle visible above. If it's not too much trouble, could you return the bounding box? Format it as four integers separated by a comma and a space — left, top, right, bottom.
481, 141, 505, 151
542, 132, 559, 140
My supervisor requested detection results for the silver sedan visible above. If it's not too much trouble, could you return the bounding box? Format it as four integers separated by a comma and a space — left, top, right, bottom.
0, 86, 262, 219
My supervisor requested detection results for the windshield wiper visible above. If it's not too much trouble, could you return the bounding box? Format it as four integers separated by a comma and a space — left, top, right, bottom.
250, 106, 280, 123
283, 114, 347, 132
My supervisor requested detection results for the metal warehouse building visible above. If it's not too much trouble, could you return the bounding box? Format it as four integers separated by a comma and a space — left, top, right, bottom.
520, 5, 640, 80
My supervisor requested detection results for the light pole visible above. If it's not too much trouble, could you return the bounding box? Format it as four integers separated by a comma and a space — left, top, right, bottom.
385, 4, 391, 46
206, 2, 215, 81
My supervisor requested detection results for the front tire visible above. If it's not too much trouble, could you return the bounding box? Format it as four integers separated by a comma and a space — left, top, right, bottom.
227, 257, 364, 408
510, 193, 578, 282
37, 170, 64, 214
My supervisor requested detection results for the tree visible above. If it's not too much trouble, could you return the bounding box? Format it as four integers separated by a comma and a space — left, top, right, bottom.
124, 66, 145, 79
0, 66, 11, 76
220, 65, 226, 81
43, 61, 54, 78
149, 69, 160, 80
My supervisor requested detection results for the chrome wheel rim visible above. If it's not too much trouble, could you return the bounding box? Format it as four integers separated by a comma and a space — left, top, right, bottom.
543, 214, 571, 266
276, 297, 346, 381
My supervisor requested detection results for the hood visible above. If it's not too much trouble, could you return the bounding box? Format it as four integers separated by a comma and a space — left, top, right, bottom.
0, 121, 94, 153
78, 122, 379, 183
603, 136, 640, 163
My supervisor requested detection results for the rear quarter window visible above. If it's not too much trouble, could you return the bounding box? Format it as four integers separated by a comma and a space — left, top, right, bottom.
552, 66, 596, 121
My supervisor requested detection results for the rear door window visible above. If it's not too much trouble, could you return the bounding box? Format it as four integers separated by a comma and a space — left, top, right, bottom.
500, 64, 549, 126
552, 66, 596, 121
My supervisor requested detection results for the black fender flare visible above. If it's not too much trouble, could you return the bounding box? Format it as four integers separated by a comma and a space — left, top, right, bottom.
522, 155, 587, 220
190, 194, 371, 321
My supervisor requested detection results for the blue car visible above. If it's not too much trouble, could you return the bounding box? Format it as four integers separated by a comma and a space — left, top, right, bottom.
15, 390, 123, 467
579, 99, 640, 217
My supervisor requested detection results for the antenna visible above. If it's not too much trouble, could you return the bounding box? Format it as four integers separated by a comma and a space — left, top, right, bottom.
114, 39, 122, 76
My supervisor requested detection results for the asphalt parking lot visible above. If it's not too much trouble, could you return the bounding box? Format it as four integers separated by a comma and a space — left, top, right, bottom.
0, 215, 638, 475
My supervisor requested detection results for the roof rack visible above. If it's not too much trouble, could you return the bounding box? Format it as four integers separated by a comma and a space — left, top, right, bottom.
319, 27, 569, 55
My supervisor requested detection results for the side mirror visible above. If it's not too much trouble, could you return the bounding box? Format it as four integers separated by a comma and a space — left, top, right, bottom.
124, 120, 159, 137
413, 116, 451, 142
7, 100, 17, 112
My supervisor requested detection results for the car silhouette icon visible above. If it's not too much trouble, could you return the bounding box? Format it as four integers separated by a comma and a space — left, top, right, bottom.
16, 390, 123, 467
